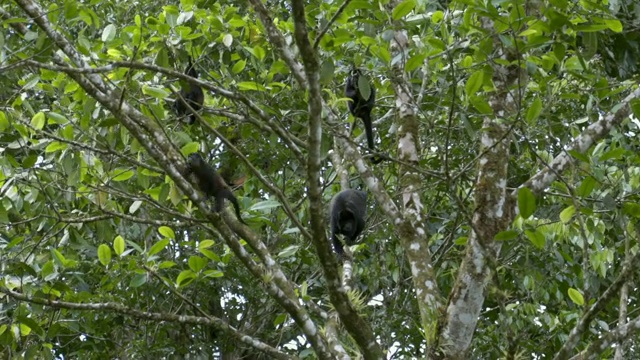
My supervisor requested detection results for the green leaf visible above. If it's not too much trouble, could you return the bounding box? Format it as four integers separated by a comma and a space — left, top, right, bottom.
465, 70, 484, 95
250, 200, 282, 211
517, 187, 536, 219
232, 60, 246, 74
357, 75, 372, 101
495, 230, 518, 241
158, 226, 175, 239
568, 288, 584, 306
526, 97, 542, 123
623, 203, 640, 218
101, 24, 116, 42
112, 169, 134, 182
51, 249, 67, 266
97, 244, 111, 266
130, 273, 147, 288
599, 148, 625, 162
203, 269, 224, 278
0, 111, 8, 131
31, 112, 45, 130
525, 229, 545, 249
188, 256, 207, 273
113, 235, 125, 256
181, 142, 200, 155
405, 52, 426, 72
392, 0, 416, 20
198, 240, 215, 250
469, 96, 493, 114
577, 176, 597, 197
159, 261, 176, 269
200, 249, 220, 261
237, 82, 267, 91
604, 19, 622, 32
142, 86, 170, 99
559, 205, 575, 224
454, 236, 467, 245
148, 239, 170, 257
45, 141, 68, 153
176, 270, 196, 287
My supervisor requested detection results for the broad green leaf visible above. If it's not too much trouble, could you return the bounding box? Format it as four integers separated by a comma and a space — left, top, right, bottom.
113, 235, 125, 256
604, 19, 622, 32
237, 82, 267, 91
31, 112, 45, 130
181, 142, 199, 155
568, 288, 584, 306
232, 60, 246, 74
158, 226, 175, 239
431, 10, 444, 23
198, 240, 215, 250
149, 239, 170, 257
177, 270, 196, 287
392, 0, 416, 20
159, 261, 177, 269
142, 86, 170, 99
495, 230, 518, 241
465, 70, 484, 95
0, 112, 8, 131
599, 148, 625, 162
200, 249, 220, 262
357, 75, 372, 101
203, 269, 224, 278
250, 200, 282, 210
51, 249, 67, 266
518, 187, 536, 219
130, 273, 147, 288
188, 256, 207, 272
525, 229, 545, 249
623, 203, 640, 218
526, 97, 542, 123
97, 244, 111, 266
45, 142, 68, 153
112, 169, 134, 182
454, 237, 468, 245
577, 176, 597, 197
405, 52, 426, 72
559, 205, 575, 223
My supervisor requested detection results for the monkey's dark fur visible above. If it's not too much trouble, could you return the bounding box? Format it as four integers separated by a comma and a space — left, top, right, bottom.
345, 68, 382, 164
187, 153, 246, 224
329, 189, 367, 255
174, 58, 204, 125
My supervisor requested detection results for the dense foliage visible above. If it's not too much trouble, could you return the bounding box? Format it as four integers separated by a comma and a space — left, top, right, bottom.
1, 0, 640, 359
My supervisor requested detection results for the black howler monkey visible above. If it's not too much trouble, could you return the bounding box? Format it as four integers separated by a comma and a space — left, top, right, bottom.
345, 68, 382, 164
174, 58, 204, 125
329, 189, 367, 255
187, 153, 246, 224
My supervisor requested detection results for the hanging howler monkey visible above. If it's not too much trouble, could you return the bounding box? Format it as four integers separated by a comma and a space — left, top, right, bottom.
174, 58, 204, 125
345, 68, 382, 164
186, 153, 246, 224
329, 189, 367, 256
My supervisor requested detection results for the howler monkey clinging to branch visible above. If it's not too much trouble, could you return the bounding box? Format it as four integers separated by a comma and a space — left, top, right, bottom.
329, 189, 367, 256
345, 68, 383, 164
187, 153, 246, 224
174, 58, 204, 124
